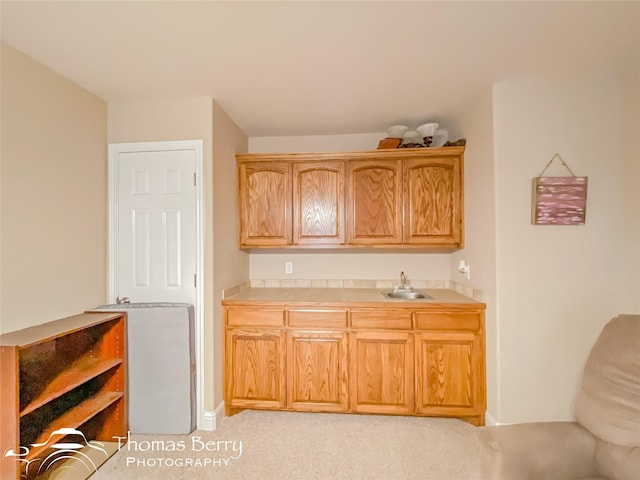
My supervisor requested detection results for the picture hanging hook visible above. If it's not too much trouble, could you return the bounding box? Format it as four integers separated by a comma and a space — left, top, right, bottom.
538, 153, 576, 177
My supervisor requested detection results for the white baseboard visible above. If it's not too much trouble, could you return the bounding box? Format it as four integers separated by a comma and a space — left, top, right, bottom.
485, 411, 500, 426
200, 402, 225, 431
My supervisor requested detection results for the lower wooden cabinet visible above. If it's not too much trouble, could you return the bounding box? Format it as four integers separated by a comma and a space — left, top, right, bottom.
287, 330, 348, 412
415, 332, 485, 425
349, 331, 414, 415
223, 303, 486, 424
225, 328, 287, 411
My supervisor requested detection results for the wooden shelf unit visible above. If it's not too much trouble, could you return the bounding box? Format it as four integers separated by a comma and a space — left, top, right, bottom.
1, 312, 128, 480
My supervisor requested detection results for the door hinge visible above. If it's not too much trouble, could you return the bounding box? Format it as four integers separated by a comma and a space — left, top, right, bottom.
193, 172, 196, 186
194, 274, 197, 287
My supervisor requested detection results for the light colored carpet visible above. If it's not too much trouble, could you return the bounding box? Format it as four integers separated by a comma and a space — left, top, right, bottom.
92, 410, 483, 480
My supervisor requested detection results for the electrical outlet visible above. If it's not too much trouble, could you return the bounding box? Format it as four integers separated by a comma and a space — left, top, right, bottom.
285, 261, 293, 274
458, 260, 471, 280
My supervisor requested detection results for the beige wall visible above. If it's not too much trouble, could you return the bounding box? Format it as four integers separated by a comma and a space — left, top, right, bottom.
249, 253, 451, 283
0, 43, 107, 333
212, 100, 249, 407
250, 133, 385, 153
622, 67, 640, 305
493, 72, 640, 423
448, 89, 499, 421
108, 97, 250, 413
107, 97, 218, 410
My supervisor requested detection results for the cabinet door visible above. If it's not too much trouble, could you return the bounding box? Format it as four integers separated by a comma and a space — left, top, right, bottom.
415, 331, 485, 424
287, 331, 348, 412
403, 157, 462, 246
349, 331, 414, 414
239, 162, 291, 246
225, 329, 286, 410
293, 162, 345, 245
346, 160, 402, 244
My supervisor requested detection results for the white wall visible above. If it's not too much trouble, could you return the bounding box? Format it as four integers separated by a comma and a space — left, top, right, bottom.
211, 100, 249, 407
493, 72, 640, 423
250, 133, 385, 154
108, 97, 251, 416
448, 89, 498, 420
250, 253, 451, 283
249, 133, 454, 283
1, 43, 108, 333
107, 98, 218, 412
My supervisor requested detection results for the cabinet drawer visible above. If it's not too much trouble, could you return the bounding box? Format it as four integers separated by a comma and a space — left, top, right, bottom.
414, 311, 480, 331
227, 307, 285, 327
288, 309, 347, 328
350, 309, 412, 330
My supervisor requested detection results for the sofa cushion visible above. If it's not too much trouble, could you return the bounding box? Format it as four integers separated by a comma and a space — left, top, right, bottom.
594, 439, 640, 480
478, 422, 597, 480
574, 314, 640, 446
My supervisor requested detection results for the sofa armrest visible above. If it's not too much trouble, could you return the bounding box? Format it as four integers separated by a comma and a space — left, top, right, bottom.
477, 421, 598, 480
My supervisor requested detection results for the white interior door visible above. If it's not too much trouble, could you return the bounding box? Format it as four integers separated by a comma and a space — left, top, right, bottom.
109, 140, 207, 429
115, 148, 196, 304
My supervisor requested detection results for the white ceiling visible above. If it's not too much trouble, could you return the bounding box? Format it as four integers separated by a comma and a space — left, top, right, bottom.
1, 1, 638, 137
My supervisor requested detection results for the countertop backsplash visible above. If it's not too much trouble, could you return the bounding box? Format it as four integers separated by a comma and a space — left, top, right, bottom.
223, 279, 484, 302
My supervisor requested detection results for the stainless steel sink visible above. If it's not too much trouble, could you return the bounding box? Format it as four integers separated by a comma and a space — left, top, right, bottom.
385, 291, 429, 300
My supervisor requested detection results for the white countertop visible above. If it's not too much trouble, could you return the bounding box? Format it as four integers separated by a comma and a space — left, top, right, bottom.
222, 287, 482, 306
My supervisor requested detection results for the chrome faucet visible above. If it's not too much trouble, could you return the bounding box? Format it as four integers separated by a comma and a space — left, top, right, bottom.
395, 271, 411, 292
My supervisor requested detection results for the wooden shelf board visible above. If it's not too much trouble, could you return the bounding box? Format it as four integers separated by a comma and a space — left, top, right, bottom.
25, 391, 123, 462
21, 358, 123, 417
0, 313, 124, 349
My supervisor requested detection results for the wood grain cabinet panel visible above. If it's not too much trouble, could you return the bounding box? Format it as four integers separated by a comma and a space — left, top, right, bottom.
227, 307, 285, 327
293, 162, 345, 245
239, 161, 291, 247
346, 160, 402, 245
237, 147, 465, 251
415, 332, 484, 425
404, 157, 463, 246
225, 329, 286, 412
349, 331, 414, 415
350, 308, 412, 330
414, 310, 481, 331
287, 331, 348, 412
288, 309, 347, 328
222, 302, 485, 424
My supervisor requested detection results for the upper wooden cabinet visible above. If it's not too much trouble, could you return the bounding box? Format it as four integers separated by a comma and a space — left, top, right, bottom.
346, 159, 403, 245
404, 157, 463, 246
237, 147, 464, 251
239, 161, 291, 246
293, 161, 345, 245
